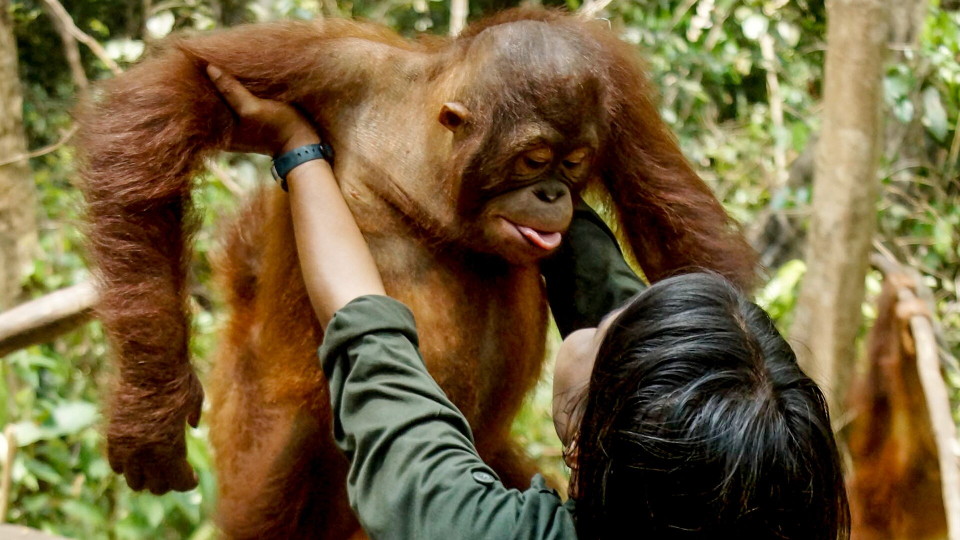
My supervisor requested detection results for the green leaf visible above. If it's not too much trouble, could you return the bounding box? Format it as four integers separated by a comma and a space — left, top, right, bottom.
777, 21, 800, 47
932, 218, 956, 256
922, 86, 949, 142
187, 522, 219, 540
742, 14, 769, 41
138, 496, 166, 528
883, 73, 911, 101
50, 401, 99, 436
892, 98, 915, 124
12, 421, 46, 446
115, 521, 145, 540
87, 19, 110, 37
104, 39, 145, 64
146, 11, 176, 39
62, 499, 108, 528
23, 455, 61, 483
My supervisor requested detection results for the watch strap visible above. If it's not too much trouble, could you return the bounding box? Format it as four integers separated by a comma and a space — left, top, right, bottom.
272, 142, 335, 191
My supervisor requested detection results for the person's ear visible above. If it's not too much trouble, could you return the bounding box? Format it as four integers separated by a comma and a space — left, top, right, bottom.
562, 436, 579, 471
563, 436, 581, 498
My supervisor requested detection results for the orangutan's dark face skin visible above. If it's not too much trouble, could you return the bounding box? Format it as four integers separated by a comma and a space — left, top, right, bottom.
476, 142, 594, 264
462, 138, 594, 265
419, 22, 607, 265
440, 91, 602, 265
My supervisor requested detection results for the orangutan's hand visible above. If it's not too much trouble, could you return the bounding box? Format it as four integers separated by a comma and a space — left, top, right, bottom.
207, 64, 320, 156
106, 370, 205, 494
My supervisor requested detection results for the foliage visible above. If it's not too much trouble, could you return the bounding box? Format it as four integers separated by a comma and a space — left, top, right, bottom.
3, 0, 958, 536
877, 3, 960, 365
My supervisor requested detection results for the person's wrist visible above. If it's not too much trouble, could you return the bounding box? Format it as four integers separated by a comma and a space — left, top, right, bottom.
286, 158, 333, 187
278, 129, 321, 155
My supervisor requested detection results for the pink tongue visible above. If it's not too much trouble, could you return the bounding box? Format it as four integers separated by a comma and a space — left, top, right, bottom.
516, 225, 562, 250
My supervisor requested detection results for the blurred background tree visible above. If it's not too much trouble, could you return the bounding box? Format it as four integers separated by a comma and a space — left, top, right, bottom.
0, 0, 37, 311
0, 0, 957, 537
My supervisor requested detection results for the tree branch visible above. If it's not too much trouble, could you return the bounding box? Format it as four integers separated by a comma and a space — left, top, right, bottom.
0, 425, 15, 523
911, 299, 960, 540
0, 125, 78, 167
871, 253, 960, 540
0, 525, 68, 540
40, 0, 121, 76
0, 281, 98, 357
2, 0, 118, 167
578, 0, 615, 19
41, 0, 88, 90
759, 33, 787, 189
449, 0, 468, 37
205, 158, 245, 197
948, 111, 960, 175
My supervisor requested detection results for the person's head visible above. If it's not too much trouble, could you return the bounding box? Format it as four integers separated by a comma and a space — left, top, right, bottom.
552, 272, 849, 539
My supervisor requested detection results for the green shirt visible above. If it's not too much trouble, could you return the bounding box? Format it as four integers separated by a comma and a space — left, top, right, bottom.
319, 206, 644, 539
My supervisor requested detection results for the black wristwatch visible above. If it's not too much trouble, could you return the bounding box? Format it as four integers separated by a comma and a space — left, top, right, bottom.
271, 142, 335, 191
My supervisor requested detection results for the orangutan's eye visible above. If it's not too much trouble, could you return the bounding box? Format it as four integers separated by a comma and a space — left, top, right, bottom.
515, 147, 554, 175
561, 148, 592, 179
562, 148, 590, 168
524, 156, 548, 169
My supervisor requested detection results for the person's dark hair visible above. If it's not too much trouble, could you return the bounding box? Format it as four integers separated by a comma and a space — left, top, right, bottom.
573, 272, 850, 539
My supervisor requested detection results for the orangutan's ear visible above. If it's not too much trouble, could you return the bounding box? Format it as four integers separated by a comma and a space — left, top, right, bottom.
439, 102, 471, 132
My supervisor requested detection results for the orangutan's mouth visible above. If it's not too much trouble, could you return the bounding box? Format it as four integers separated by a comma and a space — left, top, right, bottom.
512, 223, 562, 251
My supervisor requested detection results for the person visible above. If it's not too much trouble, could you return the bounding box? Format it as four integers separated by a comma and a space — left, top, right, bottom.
206, 65, 850, 539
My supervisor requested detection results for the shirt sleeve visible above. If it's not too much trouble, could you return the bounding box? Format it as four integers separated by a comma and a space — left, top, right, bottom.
319, 295, 577, 540
541, 201, 647, 338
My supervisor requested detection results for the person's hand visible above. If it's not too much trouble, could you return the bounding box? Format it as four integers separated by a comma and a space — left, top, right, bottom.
207, 64, 320, 156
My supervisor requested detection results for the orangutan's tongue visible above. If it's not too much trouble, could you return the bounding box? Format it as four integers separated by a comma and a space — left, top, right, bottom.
516, 225, 562, 250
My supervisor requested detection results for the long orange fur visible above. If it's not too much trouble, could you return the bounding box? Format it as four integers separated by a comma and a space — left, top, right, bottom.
79, 8, 757, 538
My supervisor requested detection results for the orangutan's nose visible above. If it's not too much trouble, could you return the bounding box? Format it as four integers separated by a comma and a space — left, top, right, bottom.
534, 182, 567, 203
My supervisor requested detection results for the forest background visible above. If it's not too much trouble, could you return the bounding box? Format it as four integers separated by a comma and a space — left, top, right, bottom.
0, 0, 958, 537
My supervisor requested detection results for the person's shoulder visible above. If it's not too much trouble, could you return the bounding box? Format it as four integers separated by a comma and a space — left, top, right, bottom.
318, 294, 419, 366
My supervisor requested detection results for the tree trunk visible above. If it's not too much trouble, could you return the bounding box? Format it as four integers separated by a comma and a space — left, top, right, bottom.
790, 0, 890, 414
0, 0, 37, 310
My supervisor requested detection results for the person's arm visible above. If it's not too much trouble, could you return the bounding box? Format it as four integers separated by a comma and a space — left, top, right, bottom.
320, 296, 576, 539
206, 65, 384, 326
287, 158, 386, 323
542, 200, 646, 337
